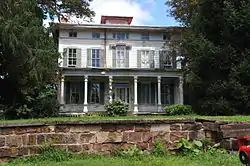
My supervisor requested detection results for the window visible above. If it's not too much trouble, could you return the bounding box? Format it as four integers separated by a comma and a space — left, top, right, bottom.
116, 46, 126, 68
68, 48, 77, 66
113, 32, 129, 39
160, 50, 173, 68
69, 32, 77, 37
141, 33, 149, 40
92, 32, 100, 38
90, 83, 100, 103
91, 49, 100, 67
139, 50, 154, 68
163, 33, 170, 40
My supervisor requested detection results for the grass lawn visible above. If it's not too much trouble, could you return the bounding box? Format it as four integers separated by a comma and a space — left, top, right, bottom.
0, 114, 250, 124
0, 153, 242, 166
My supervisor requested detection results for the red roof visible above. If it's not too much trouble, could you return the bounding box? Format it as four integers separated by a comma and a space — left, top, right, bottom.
101, 16, 133, 24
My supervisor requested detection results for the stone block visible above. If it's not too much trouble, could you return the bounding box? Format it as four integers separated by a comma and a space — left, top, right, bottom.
68, 145, 82, 153
222, 129, 250, 138
28, 135, 37, 145
55, 125, 70, 133
182, 123, 202, 131
152, 131, 170, 142
107, 132, 123, 143
170, 132, 188, 142
142, 132, 154, 143
93, 143, 117, 151
0, 128, 14, 135
170, 124, 181, 131
29, 146, 40, 155
62, 134, 79, 144
0, 148, 11, 157
136, 143, 149, 150
203, 122, 220, 131
151, 124, 170, 132
46, 134, 64, 144
82, 144, 92, 150
221, 123, 250, 130
117, 125, 134, 132
6, 136, 22, 147
80, 133, 96, 143
125, 132, 143, 143
0, 137, 5, 147
188, 130, 205, 140
101, 124, 117, 132
70, 125, 101, 133
135, 125, 151, 132
120, 143, 134, 149
37, 134, 46, 145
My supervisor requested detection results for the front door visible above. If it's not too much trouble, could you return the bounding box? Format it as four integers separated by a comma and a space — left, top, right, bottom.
114, 87, 130, 103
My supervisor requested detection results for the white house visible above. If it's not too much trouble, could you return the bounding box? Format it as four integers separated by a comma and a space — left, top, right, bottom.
56, 15, 184, 114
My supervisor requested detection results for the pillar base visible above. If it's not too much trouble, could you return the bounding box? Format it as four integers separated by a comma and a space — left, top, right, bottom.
83, 105, 88, 113
157, 105, 162, 112
133, 105, 139, 113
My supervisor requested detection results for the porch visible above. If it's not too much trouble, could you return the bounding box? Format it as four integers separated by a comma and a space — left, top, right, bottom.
59, 70, 183, 114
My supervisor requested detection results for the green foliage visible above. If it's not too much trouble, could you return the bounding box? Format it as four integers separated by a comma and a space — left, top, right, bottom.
168, 0, 250, 115
177, 138, 226, 155
104, 100, 129, 116
165, 104, 193, 115
151, 139, 168, 156
115, 145, 148, 158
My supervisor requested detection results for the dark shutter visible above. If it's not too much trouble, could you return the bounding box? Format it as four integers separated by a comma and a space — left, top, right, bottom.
126, 49, 129, 68
170, 84, 174, 105
87, 49, 92, 67
100, 49, 104, 68
112, 48, 116, 68
137, 50, 141, 68
76, 48, 81, 67
63, 48, 67, 67
100, 83, 105, 104
159, 50, 164, 69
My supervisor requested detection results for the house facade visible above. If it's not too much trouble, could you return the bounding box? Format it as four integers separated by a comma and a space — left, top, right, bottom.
57, 16, 184, 114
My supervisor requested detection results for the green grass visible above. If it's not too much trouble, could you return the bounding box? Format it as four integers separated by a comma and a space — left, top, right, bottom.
0, 153, 242, 166
1, 114, 250, 124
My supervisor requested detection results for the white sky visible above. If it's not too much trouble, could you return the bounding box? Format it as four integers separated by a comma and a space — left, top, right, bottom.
43, 0, 156, 27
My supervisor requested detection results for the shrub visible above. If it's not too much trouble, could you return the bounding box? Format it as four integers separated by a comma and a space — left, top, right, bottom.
151, 139, 168, 156
115, 145, 149, 158
165, 104, 192, 115
104, 99, 129, 116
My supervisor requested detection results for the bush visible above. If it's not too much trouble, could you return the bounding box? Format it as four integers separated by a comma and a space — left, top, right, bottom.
104, 100, 129, 116
151, 139, 168, 156
165, 104, 192, 115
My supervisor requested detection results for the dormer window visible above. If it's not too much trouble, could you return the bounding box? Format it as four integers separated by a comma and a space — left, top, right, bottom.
113, 32, 129, 40
141, 33, 150, 40
69, 31, 77, 38
92, 32, 100, 38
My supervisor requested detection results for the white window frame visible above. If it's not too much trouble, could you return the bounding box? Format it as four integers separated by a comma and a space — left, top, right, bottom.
162, 50, 173, 68
140, 50, 151, 68
113, 32, 129, 40
68, 48, 77, 67
90, 83, 100, 104
116, 46, 126, 68
91, 49, 100, 67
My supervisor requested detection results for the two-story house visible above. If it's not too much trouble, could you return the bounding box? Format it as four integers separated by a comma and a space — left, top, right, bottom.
56, 15, 184, 114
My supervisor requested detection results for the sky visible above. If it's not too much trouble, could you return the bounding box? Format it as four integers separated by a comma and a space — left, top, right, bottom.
44, 0, 180, 26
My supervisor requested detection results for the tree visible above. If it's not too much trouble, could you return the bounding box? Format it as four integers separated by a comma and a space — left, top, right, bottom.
38, 0, 95, 22
0, 0, 94, 119
166, 0, 200, 26
168, 0, 250, 115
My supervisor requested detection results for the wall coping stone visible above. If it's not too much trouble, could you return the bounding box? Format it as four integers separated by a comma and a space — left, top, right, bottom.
0, 118, 233, 128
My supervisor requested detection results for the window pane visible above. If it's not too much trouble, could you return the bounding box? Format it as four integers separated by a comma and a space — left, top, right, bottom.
91, 83, 100, 103
96, 50, 100, 59
92, 49, 96, 59
96, 59, 100, 67
113, 33, 116, 39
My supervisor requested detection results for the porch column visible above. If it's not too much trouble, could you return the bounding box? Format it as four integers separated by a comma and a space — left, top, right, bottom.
60, 75, 65, 105
83, 75, 88, 113
157, 76, 162, 112
179, 76, 184, 104
109, 76, 113, 103
133, 76, 138, 113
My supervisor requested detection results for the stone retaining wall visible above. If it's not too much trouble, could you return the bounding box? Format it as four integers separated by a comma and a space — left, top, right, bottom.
0, 118, 247, 158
